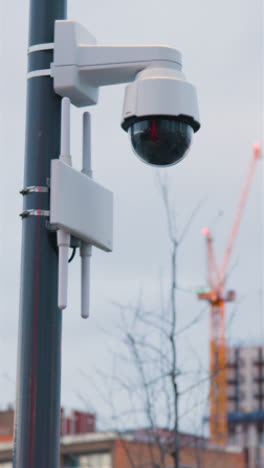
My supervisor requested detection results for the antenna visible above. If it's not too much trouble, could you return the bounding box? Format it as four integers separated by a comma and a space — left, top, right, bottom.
57, 97, 71, 309
51, 100, 113, 314
80, 112, 92, 319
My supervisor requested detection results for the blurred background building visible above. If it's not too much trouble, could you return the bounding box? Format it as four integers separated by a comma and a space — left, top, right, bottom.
0, 407, 96, 442
0, 428, 245, 468
227, 345, 264, 468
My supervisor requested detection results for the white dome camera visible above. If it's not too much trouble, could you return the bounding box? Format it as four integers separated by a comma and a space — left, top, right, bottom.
52, 20, 200, 167
122, 67, 200, 166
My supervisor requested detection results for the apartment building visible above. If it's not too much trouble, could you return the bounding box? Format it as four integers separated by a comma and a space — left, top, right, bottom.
227, 345, 264, 468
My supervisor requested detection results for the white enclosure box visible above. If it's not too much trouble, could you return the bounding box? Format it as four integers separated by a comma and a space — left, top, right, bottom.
50, 160, 113, 252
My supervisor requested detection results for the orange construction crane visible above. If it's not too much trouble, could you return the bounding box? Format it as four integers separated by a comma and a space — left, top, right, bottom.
197, 143, 261, 445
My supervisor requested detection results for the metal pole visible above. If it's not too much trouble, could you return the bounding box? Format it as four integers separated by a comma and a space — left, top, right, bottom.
13, 1, 67, 467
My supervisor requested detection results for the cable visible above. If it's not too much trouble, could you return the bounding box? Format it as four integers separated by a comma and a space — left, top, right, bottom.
68, 247, 76, 263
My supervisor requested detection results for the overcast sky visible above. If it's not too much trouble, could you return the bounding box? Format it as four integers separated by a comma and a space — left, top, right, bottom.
0, 0, 263, 432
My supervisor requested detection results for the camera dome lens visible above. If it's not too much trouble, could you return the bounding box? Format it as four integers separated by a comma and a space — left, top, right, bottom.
128, 118, 193, 167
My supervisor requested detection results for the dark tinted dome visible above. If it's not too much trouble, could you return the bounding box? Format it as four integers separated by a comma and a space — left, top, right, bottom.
128, 118, 193, 167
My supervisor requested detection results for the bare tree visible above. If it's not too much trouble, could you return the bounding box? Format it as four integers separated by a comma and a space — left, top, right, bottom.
76, 178, 244, 468
97, 177, 208, 468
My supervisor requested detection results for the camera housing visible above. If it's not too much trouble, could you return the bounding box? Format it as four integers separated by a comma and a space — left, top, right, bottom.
127, 117, 193, 167
121, 67, 200, 166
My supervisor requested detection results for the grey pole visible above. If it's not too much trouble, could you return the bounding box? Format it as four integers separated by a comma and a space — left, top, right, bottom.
13, 1, 67, 467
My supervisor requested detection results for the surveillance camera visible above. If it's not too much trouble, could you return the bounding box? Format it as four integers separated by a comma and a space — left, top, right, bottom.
52, 21, 200, 167
121, 67, 200, 167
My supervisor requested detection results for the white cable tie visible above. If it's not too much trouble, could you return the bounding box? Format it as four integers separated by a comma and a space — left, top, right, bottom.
27, 69, 51, 79
28, 43, 54, 54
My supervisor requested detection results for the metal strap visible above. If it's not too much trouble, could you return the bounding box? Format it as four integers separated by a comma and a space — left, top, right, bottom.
20, 186, 49, 195
20, 209, 50, 219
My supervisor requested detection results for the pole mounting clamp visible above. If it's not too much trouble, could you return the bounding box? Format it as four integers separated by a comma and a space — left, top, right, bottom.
20, 209, 50, 219
20, 186, 49, 195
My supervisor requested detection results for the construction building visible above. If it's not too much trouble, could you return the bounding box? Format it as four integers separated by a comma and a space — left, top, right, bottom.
227, 345, 264, 468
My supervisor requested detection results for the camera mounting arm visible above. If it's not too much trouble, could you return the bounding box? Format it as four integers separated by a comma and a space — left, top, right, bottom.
51, 20, 183, 107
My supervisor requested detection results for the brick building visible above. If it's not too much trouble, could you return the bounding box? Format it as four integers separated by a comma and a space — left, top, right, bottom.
0, 431, 245, 468
0, 407, 96, 442
0, 408, 13, 443
60, 408, 96, 436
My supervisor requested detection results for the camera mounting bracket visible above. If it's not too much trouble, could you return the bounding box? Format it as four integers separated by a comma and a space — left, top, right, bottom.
51, 20, 182, 107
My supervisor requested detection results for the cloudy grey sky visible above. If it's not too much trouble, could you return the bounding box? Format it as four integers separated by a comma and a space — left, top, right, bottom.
0, 0, 263, 432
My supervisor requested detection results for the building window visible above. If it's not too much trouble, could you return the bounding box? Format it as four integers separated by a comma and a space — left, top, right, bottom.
63, 452, 111, 468
258, 425, 264, 445
79, 453, 111, 468
180, 465, 197, 468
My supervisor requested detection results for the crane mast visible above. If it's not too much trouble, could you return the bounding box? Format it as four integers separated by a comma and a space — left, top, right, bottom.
198, 143, 261, 445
